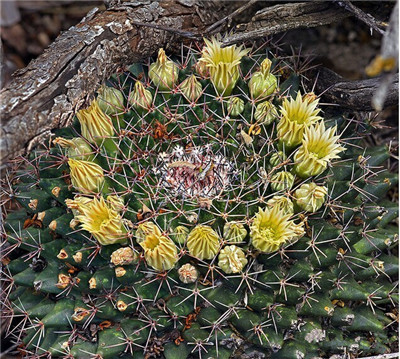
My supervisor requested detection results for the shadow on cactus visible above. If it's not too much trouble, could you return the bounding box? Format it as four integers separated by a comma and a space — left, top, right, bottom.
1, 37, 398, 359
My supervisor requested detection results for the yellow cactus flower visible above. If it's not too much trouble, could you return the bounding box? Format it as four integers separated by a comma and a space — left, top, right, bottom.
249, 58, 278, 99
149, 48, 179, 91
65, 195, 93, 216
135, 221, 161, 243
294, 183, 328, 212
77, 197, 127, 246
223, 222, 247, 243
277, 92, 322, 148
218, 245, 248, 274
129, 81, 153, 111
250, 206, 303, 253
198, 37, 249, 96
266, 195, 294, 215
294, 122, 346, 178
180, 74, 202, 102
53, 137, 93, 161
76, 100, 114, 144
68, 159, 104, 194
187, 225, 220, 260
139, 233, 178, 271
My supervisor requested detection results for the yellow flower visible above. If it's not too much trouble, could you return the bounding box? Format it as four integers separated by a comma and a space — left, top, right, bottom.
277, 92, 322, 148
65, 195, 93, 216
198, 37, 249, 96
294, 121, 346, 178
187, 225, 220, 260
249, 58, 278, 99
139, 233, 178, 271
77, 197, 126, 246
53, 137, 93, 161
294, 183, 328, 212
180, 75, 202, 103
135, 221, 161, 243
266, 195, 294, 215
76, 100, 114, 144
223, 222, 247, 243
250, 206, 303, 253
149, 48, 179, 91
68, 159, 104, 194
218, 245, 248, 274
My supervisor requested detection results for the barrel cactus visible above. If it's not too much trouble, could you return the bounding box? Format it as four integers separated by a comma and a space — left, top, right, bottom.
2, 37, 398, 359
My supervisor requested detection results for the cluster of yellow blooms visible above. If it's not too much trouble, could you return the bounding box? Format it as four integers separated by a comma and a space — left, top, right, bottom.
56, 37, 345, 275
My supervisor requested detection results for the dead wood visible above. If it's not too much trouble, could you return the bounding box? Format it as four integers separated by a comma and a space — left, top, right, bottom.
309, 67, 399, 112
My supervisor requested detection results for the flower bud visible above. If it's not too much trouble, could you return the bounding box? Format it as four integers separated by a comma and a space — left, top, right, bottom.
110, 247, 138, 266
227, 97, 244, 117
76, 197, 127, 246
97, 85, 125, 117
218, 245, 248, 274
178, 263, 199, 283
187, 225, 220, 260
249, 58, 278, 99
68, 159, 104, 194
270, 171, 294, 192
76, 100, 114, 144
223, 222, 247, 243
269, 151, 287, 168
180, 75, 202, 103
254, 100, 278, 125
106, 195, 125, 213
149, 48, 179, 91
53, 137, 93, 161
266, 195, 294, 215
294, 183, 328, 212
129, 81, 153, 111
139, 233, 178, 271
170, 225, 189, 245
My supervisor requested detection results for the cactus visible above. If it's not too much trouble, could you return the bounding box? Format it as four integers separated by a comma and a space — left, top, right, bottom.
1, 37, 398, 359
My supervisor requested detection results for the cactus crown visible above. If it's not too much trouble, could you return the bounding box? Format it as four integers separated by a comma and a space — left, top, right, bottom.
2, 36, 398, 358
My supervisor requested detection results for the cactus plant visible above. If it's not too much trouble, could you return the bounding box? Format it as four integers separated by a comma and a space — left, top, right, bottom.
1, 37, 398, 358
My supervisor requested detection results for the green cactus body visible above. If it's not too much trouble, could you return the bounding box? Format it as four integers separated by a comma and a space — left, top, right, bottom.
2, 37, 398, 358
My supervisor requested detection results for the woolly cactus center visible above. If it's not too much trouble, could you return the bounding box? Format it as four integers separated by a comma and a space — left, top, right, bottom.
156, 146, 232, 197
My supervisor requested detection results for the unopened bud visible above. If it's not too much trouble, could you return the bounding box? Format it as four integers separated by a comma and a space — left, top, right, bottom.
97, 85, 125, 117
227, 97, 244, 117
249, 58, 277, 99
149, 48, 179, 91
180, 75, 202, 103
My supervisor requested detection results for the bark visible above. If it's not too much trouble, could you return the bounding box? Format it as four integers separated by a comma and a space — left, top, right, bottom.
309, 67, 399, 111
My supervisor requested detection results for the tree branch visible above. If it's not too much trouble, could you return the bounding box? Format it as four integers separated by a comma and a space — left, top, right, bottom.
308, 67, 399, 111
221, 2, 350, 46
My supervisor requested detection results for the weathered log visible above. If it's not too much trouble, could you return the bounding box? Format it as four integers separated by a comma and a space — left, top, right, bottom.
309, 67, 399, 111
